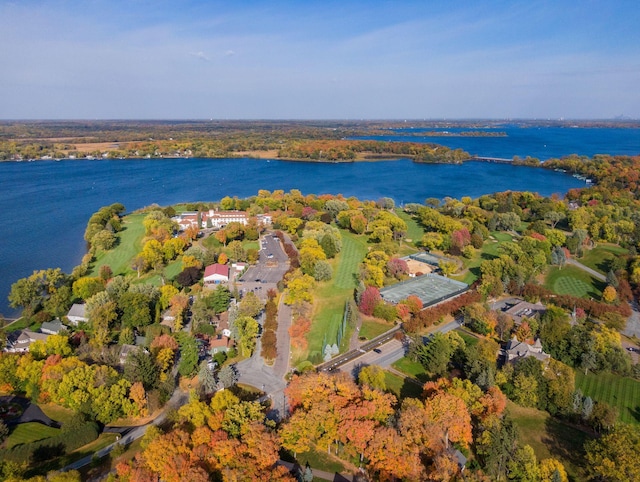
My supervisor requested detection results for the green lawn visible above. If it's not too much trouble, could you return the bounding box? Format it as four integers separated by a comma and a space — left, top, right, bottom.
395, 210, 424, 256
392, 357, 428, 381
305, 231, 368, 363
456, 328, 480, 347
575, 371, 640, 425
292, 446, 345, 477
508, 401, 590, 481
578, 244, 628, 275
359, 319, 394, 340
396, 210, 424, 245
89, 213, 146, 276
164, 259, 183, 280
384, 371, 424, 399
545, 265, 604, 299
456, 231, 515, 284
5, 423, 61, 449
39, 404, 76, 426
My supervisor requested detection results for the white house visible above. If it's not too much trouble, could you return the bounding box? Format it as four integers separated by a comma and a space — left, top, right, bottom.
41, 319, 67, 335
66, 303, 88, 326
5, 330, 50, 353
204, 264, 230, 285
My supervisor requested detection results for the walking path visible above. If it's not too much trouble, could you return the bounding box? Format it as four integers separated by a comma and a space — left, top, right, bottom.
566, 258, 606, 281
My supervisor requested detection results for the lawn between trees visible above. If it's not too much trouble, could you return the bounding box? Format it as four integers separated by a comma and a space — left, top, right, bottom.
302, 230, 368, 365
576, 371, 640, 425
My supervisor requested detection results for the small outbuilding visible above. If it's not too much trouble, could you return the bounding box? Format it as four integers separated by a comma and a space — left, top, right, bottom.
204, 264, 230, 285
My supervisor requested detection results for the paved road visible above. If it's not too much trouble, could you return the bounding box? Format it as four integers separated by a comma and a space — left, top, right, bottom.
336, 318, 463, 378
566, 258, 606, 282
623, 300, 640, 338
63, 387, 189, 471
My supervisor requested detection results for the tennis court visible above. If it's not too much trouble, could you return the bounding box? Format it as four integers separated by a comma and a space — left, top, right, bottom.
380, 273, 468, 307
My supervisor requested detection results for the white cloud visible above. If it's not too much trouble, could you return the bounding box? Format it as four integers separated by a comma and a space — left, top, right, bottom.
190, 51, 210, 61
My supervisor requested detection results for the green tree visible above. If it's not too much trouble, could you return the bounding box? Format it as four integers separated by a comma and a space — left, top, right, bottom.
508, 444, 541, 482
119, 292, 152, 329
140, 239, 165, 271
198, 360, 217, 394
72, 276, 106, 301
235, 316, 259, 357
586, 424, 640, 482
478, 417, 519, 480
174, 335, 198, 377
238, 291, 263, 319
414, 333, 454, 377
91, 229, 117, 250
124, 348, 160, 390
358, 365, 386, 391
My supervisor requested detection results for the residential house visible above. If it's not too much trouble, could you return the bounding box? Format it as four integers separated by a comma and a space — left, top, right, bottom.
66, 303, 88, 326
40, 319, 67, 335
209, 334, 231, 354
503, 300, 547, 325
204, 264, 230, 285
161, 309, 176, 331
502, 335, 550, 363
5, 330, 50, 353
214, 312, 232, 338
119, 344, 146, 365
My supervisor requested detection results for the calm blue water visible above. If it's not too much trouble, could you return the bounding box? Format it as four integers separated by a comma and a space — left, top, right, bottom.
0, 157, 585, 316
354, 126, 640, 160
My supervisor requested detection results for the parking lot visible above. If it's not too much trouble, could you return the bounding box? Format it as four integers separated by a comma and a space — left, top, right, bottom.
238, 233, 289, 299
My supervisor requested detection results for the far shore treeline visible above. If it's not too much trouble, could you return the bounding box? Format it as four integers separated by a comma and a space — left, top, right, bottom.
1, 118, 638, 164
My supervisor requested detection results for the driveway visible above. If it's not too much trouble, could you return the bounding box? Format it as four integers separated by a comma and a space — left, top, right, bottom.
236, 334, 288, 421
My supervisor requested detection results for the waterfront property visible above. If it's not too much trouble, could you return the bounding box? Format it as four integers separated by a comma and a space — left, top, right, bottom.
66, 303, 88, 325
173, 209, 272, 231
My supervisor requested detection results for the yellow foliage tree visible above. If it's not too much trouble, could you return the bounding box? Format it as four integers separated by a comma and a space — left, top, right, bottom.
603, 285, 617, 303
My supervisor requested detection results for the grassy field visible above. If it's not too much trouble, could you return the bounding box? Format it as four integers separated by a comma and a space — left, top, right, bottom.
508, 401, 590, 481
359, 319, 394, 340
384, 371, 424, 399
578, 244, 628, 275
293, 447, 346, 479
89, 213, 146, 276
40, 403, 76, 425
457, 231, 515, 285
305, 231, 368, 363
396, 210, 424, 245
392, 357, 428, 382
575, 371, 640, 425
5, 422, 61, 449
545, 265, 605, 299
395, 210, 424, 256
456, 328, 480, 347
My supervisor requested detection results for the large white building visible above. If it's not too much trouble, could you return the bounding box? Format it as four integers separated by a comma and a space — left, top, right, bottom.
173, 210, 272, 231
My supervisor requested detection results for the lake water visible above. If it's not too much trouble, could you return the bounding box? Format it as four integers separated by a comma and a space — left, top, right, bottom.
353, 126, 640, 160
0, 157, 586, 317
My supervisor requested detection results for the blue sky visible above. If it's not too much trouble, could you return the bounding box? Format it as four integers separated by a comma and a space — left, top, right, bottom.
1, 0, 638, 119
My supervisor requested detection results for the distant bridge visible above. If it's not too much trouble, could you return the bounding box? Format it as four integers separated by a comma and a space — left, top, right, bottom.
470, 156, 514, 163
